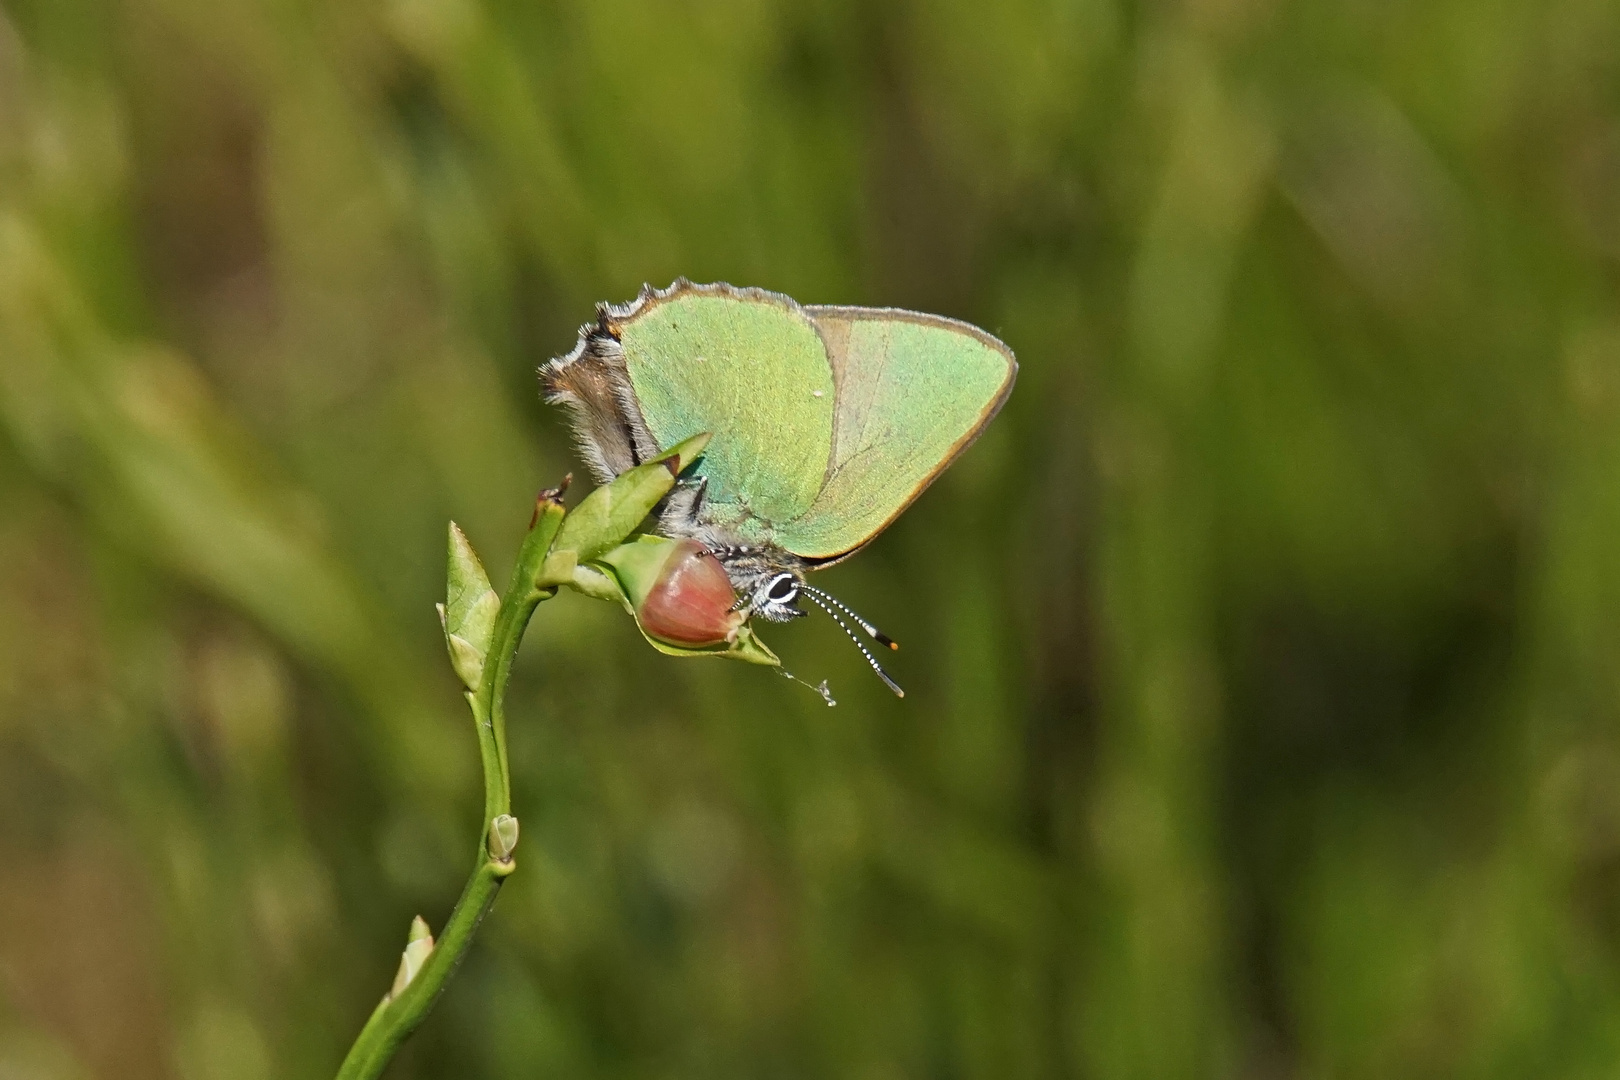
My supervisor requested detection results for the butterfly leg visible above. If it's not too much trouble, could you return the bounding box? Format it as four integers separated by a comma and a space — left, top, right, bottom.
664, 476, 709, 537
658, 474, 708, 536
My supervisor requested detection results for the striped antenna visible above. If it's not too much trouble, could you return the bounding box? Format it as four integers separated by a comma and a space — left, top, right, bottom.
800, 585, 899, 650
798, 589, 905, 698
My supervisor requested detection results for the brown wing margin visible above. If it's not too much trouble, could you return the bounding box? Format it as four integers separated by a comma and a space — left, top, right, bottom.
798, 304, 1017, 567
541, 279, 814, 484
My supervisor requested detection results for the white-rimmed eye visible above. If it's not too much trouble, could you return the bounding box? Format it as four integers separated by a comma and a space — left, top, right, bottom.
765, 574, 798, 603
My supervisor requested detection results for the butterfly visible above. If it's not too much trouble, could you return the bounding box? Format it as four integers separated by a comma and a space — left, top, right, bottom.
543, 280, 1016, 694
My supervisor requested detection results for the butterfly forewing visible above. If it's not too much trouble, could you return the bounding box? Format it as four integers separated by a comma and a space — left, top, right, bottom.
615, 285, 836, 542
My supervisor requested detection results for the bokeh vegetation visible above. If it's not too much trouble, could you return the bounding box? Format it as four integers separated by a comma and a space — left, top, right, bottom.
3, 0, 1620, 1077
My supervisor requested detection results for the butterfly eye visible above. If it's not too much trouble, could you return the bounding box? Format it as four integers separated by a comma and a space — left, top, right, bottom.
765, 574, 799, 603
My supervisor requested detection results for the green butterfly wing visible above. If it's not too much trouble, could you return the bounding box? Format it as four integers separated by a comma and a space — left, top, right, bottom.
611, 283, 1015, 561
612, 284, 835, 541
777, 306, 1016, 562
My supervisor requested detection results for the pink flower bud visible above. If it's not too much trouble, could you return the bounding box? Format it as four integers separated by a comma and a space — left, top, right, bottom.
637, 540, 744, 646
599, 537, 744, 647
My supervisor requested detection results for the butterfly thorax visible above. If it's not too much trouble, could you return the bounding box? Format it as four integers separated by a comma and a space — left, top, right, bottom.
700, 540, 808, 623
661, 482, 807, 621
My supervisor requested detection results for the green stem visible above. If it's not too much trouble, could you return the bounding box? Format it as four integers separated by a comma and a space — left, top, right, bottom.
332, 863, 507, 1077
334, 495, 565, 1080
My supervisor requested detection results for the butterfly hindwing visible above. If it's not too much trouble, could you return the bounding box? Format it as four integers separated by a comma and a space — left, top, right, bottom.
775, 306, 1017, 562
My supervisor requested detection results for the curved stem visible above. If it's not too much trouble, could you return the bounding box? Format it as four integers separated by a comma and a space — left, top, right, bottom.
334, 495, 565, 1080
333, 863, 507, 1078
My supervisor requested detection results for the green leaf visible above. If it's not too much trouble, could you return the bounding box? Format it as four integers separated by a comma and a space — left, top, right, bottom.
441, 631, 486, 691
440, 523, 500, 689
638, 621, 781, 667
548, 432, 710, 565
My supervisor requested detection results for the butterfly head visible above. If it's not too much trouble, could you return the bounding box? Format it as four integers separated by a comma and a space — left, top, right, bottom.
704, 545, 806, 623
752, 571, 808, 623
713, 547, 904, 697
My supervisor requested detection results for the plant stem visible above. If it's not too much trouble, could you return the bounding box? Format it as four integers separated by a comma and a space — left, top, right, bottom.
334, 494, 565, 1079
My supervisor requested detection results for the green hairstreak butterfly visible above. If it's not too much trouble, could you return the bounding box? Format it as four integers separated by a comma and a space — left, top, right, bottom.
543, 280, 1016, 694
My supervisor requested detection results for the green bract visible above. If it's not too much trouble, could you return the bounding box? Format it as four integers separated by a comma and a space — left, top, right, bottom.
437, 523, 501, 691
546, 431, 710, 568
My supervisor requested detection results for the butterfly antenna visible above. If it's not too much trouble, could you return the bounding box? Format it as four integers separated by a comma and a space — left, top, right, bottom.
798, 589, 905, 698
800, 585, 899, 650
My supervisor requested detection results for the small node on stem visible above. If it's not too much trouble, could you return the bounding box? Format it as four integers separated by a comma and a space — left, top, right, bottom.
487, 814, 520, 864
387, 916, 435, 1000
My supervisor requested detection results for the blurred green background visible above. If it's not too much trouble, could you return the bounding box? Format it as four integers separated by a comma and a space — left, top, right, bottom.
2, 0, 1619, 1077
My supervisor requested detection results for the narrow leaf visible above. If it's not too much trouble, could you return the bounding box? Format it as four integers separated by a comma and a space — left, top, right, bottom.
550, 432, 710, 563
444, 523, 499, 653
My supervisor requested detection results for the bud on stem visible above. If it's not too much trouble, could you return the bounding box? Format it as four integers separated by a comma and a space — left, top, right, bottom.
388, 916, 435, 1000
439, 523, 500, 690
599, 536, 743, 647
487, 814, 519, 863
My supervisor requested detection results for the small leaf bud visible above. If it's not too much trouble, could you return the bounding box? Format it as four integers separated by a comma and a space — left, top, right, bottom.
388, 916, 435, 1000
487, 814, 520, 862
443, 629, 485, 691
442, 523, 500, 689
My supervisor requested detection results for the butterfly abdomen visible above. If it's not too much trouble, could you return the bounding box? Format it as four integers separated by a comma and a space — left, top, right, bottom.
541, 325, 659, 484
